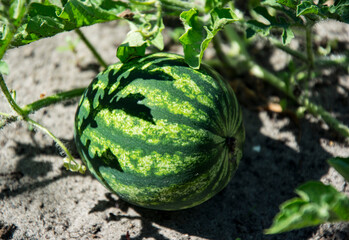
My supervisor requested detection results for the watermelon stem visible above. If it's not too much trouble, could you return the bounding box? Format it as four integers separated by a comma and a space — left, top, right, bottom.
1, 75, 86, 173
26, 118, 86, 174
75, 29, 108, 69
0, 74, 27, 117
21, 88, 86, 115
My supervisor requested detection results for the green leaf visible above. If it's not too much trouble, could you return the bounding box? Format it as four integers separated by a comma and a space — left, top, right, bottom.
246, 20, 270, 38
179, 7, 238, 69
328, 157, 349, 182
9, 0, 26, 23
276, 0, 299, 9
0, 60, 9, 75
328, 0, 349, 23
116, 3, 164, 63
205, 0, 230, 12
116, 43, 147, 63
11, 0, 129, 46
246, 6, 294, 44
266, 181, 349, 234
296, 1, 319, 16
281, 18, 294, 44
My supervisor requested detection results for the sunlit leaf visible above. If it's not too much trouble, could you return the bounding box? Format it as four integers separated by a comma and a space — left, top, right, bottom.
276, 0, 298, 9
116, 44, 146, 63
116, 5, 164, 63
266, 181, 349, 234
246, 6, 294, 44
0, 60, 9, 75
11, 0, 129, 46
328, 0, 349, 23
9, 0, 26, 23
179, 7, 237, 69
281, 19, 294, 44
205, 0, 230, 12
328, 157, 349, 182
296, 1, 319, 16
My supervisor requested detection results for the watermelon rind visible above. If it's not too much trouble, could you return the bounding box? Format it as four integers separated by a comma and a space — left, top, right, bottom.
74, 52, 244, 210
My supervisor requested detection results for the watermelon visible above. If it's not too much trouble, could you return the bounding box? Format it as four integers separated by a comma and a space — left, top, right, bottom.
74, 52, 244, 210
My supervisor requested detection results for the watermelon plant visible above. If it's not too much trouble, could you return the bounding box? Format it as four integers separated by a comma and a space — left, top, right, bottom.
0, 0, 349, 236
266, 157, 349, 234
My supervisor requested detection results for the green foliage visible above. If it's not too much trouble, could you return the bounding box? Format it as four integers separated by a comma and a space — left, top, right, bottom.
116, 1, 164, 62
266, 181, 349, 234
0, 0, 349, 235
204, 0, 230, 12
267, 156, 349, 234
247, 0, 349, 45
328, 157, 349, 182
3, 0, 128, 46
179, 7, 238, 68
246, 5, 295, 44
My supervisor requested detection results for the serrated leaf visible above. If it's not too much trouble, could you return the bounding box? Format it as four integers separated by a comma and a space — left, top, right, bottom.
205, 0, 230, 12
280, 17, 294, 44
210, 7, 238, 29
276, 0, 299, 9
328, 157, 349, 182
9, 0, 26, 23
116, 43, 146, 63
11, 0, 129, 46
328, 0, 349, 23
265, 181, 349, 234
179, 7, 237, 69
0, 60, 9, 75
254, 6, 278, 24
179, 8, 202, 68
282, 27, 294, 45
116, 7, 164, 63
296, 1, 319, 16
246, 19, 270, 38
247, 5, 294, 44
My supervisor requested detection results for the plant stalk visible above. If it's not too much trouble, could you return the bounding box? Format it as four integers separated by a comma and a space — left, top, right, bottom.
305, 23, 314, 95
222, 26, 349, 139
75, 28, 108, 69
26, 118, 86, 173
160, 0, 204, 12
316, 54, 349, 68
0, 30, 15, 61
0, 74, 26, 116
249, 60, 349, 138
271, 38, 307, 62
22, 88, 85, 115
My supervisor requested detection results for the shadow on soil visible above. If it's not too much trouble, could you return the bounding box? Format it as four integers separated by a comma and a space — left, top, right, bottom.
1, 106, 345, 239
0, 137, 87, 201
87, 108, 340, 240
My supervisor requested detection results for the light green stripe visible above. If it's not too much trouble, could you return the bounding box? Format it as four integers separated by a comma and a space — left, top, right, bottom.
97, 143, 228, 209
77, 99, 90, 129
96, 109, 211, 146
139, 53, 182, 63
107, 66, 135, 96
80, 120, 219, 176
160, 66, 215, 108
117, 79, 209, 122
91, 73, 109, 109
212, 147, 229, 191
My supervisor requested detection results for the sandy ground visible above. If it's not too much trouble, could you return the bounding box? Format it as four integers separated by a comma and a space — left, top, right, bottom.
1, 20, 349, 240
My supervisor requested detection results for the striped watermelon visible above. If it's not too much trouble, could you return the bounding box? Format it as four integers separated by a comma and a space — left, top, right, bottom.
74, 52, 244, 210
